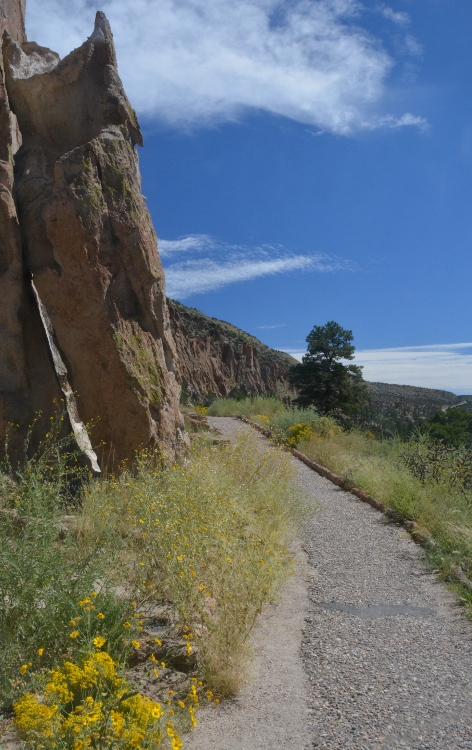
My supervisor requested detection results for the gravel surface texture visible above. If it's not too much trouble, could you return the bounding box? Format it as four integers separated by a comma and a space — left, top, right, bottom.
188, 417, 472, 750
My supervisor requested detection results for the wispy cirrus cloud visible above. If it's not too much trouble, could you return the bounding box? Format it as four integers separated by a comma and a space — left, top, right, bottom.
161, 234, 353, 299
284, 343, 472, 394
256, 324, 288, 330
26, 0, 426, 134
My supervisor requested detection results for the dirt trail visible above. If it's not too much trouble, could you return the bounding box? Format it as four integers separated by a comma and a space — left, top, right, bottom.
187, 418, 472, 750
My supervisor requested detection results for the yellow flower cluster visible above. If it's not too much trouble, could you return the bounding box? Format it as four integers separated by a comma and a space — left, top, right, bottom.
285, 422, 314, 448
256, 414, 271, 424
14, 693, 60, 740
14, 650, 183, 750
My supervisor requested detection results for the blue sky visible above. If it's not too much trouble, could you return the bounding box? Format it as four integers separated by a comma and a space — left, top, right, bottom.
26, 0, 472, 393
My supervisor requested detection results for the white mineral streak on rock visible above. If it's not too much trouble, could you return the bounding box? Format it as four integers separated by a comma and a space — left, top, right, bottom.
31, 279, 101, 474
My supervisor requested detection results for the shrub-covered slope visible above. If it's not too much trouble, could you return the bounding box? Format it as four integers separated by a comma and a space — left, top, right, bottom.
168, 299, 297, 402
362, 382, 472, 436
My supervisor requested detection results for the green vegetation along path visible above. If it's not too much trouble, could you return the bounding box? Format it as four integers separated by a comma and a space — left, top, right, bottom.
188, 417, 472, 750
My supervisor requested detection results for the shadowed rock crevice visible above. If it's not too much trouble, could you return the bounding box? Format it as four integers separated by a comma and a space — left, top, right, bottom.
0, 3, 185, 469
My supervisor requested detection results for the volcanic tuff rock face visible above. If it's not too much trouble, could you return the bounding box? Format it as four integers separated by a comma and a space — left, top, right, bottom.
0, 0, 25, 44
0, 3, 185, 468
0, 0, 64, 453
168, 299, 297, 401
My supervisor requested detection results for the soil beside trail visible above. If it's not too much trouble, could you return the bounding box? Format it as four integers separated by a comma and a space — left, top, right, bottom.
188, 418, 472, 750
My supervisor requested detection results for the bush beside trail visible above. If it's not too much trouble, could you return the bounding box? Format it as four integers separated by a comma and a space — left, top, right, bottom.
0, 416, 305, 749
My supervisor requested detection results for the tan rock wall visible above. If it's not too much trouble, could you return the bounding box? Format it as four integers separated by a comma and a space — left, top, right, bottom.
168, 300, 296, 402
0, 0, 27, 43
0, 2, 63, 455
0, 8, 185, 468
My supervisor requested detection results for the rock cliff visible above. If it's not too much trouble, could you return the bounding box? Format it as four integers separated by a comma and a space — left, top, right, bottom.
0, 4, 185, 469
0, 0, 25, 44
0, 0, 64, 457
168, 299, 297, 402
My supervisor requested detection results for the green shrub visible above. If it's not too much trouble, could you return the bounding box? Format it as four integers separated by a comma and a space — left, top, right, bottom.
421, 408, 472, 447
0, 419, 131, 708
268, 407, 319, 433
207, 396, 286, 419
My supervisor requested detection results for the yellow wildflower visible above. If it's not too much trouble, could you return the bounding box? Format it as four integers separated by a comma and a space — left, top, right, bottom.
96, 612, 105, 620
38, 648, 44, 656
70, 630, 80, 639
14, 693, 60, 739
93, 636, 106, 648
131, 640, 141, 649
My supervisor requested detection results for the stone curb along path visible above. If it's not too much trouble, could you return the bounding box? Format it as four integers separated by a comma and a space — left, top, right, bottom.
239, 416, 472, 594
187, 417, 472, 750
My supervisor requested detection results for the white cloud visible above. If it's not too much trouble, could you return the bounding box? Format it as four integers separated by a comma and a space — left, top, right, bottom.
367, 113, 429, 131
26, 0, 426, 133
404, 34, 423, 58
159, 235, 216, 258
362, 342, 472, 353
378, 5, 410, 26
257, 324, 288, 329
161, 234, 353, 298
284, 343, 472, 394
166, 256, 313, 298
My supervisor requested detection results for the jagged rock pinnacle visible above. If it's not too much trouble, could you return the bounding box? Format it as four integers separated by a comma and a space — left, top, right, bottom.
0, 3, 186, 468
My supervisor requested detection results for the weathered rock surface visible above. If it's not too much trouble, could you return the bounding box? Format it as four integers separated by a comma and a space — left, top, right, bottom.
0, 0, 64, 454
168, 299, 296, 402
0, 0, 26, 44
1, 7, 185, 468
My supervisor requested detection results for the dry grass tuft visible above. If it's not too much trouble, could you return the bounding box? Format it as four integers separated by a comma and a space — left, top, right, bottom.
79, 430, 306, 696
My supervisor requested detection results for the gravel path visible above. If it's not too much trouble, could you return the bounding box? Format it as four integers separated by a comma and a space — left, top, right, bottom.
188, 417, 472, 750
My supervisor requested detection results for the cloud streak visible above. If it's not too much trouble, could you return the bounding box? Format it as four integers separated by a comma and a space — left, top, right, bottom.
161, 234, 353, 298
257, 324, 287, 330
26, 0, 425, 133
284, 343, 472, 394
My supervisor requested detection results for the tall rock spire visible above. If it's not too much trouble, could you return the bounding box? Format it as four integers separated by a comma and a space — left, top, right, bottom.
1, 6, 186, 469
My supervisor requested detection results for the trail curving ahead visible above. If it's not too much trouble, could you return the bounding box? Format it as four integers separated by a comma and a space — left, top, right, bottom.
187, 417, 472, 750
